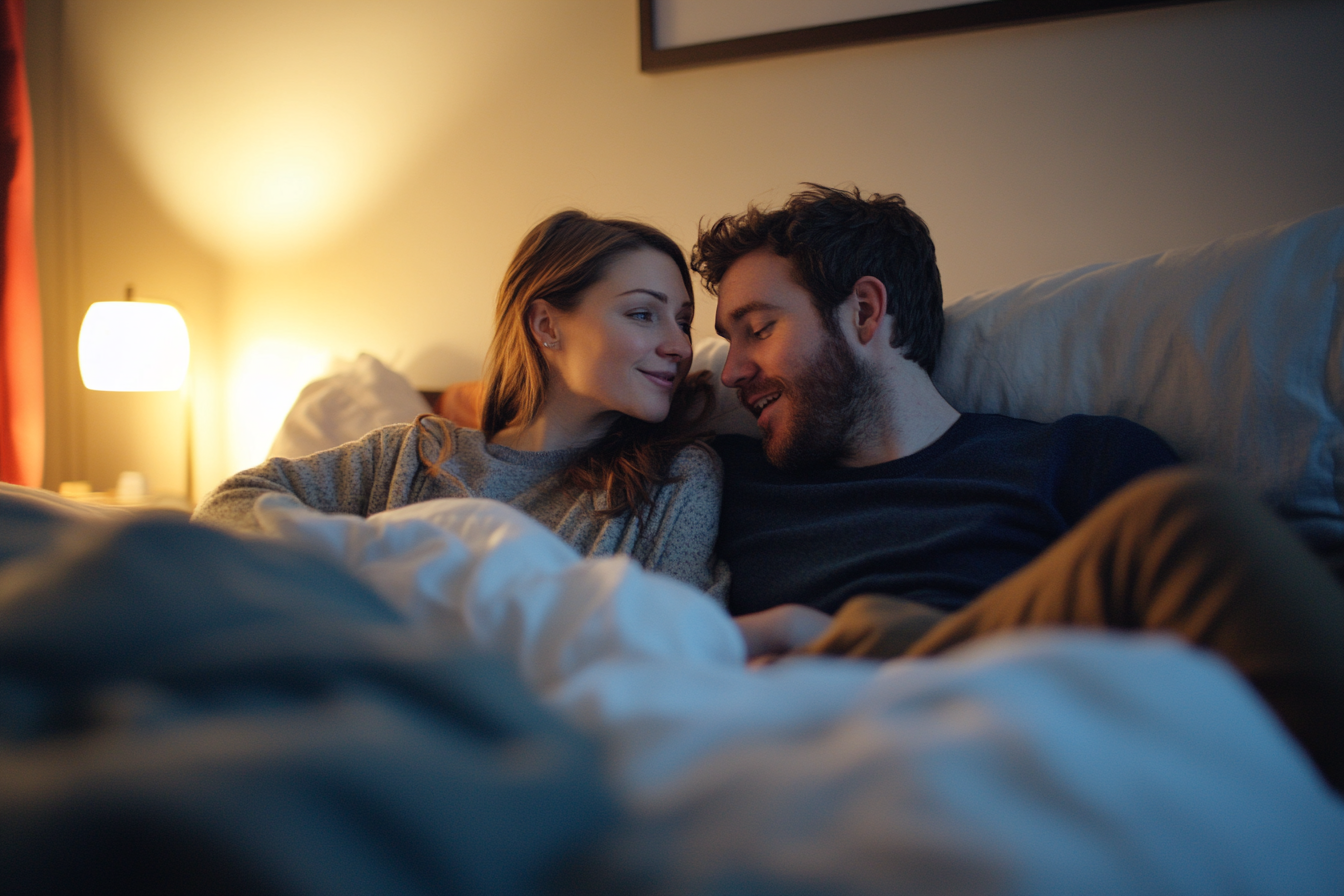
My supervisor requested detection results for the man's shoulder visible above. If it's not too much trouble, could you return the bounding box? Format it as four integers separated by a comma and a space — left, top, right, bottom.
1029, 413, 1179, 518
962, 412, 1177, 477
960, 412, 1169, 449
910, 413, 1178, 514
1041, 413, 1175, 454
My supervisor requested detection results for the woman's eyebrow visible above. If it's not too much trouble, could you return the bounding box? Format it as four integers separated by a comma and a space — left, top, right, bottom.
617, 288, 670, 303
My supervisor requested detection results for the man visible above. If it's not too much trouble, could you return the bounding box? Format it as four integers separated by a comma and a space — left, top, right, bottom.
692, 185, 1342, 791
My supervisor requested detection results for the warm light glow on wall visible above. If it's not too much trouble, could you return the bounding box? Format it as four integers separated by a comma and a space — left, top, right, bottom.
225, 337, 332, 471
68, 1, 487, 261
79, 301, 190, 391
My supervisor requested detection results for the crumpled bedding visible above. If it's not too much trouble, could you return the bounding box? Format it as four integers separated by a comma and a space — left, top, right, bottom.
0, 493, 615, 896
3, 481, 1342, 895
252, 494, 1344, 895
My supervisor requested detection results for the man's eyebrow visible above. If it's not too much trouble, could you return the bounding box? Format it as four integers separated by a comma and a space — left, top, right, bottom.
728, 300, 779, 323
715, 300, 778, 337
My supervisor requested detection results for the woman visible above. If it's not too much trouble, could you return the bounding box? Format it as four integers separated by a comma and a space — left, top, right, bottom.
193, 211, 729, 602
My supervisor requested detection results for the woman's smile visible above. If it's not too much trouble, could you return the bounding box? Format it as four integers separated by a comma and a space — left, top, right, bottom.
639, 367, 679, 389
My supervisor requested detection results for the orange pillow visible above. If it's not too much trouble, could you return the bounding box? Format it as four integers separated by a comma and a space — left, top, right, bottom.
433, 381, 483, 430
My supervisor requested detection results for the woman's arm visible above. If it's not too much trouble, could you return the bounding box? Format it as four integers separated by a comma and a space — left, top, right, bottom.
635, 443, 732, 606
192, 424, 424, 531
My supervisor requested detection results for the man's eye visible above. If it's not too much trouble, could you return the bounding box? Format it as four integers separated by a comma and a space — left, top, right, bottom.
751, 322, 774, 339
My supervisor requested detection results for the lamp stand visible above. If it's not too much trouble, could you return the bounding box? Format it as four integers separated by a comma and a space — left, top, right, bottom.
184, 378, 194, 504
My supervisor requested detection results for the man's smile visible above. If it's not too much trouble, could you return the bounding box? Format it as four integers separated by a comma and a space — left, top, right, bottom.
745, 390, 781, 417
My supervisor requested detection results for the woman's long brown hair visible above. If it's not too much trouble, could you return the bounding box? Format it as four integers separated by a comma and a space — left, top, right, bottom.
419, 210, 714, 518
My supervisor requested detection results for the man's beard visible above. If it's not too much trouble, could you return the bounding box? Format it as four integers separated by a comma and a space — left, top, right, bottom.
746, 334, 885, 470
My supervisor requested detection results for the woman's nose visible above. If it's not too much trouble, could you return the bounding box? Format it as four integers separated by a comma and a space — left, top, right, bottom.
658, 325, 690, 361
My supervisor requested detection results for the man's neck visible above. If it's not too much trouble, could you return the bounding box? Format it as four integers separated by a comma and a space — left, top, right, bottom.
838, 364, 961, 468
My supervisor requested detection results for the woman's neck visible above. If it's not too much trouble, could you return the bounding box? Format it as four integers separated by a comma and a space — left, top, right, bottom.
490, 396, 618, 452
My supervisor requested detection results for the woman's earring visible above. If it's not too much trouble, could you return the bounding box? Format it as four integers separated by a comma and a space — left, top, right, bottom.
542, 340, 558, 349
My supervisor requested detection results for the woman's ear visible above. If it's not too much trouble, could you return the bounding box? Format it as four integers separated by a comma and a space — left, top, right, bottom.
527, 301, 562, 350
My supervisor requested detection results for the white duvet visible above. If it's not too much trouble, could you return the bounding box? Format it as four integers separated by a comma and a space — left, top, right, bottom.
254, 494, 1344, 896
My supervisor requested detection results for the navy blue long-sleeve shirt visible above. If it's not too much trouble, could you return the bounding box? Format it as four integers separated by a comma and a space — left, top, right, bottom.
715, 413, 1178, 616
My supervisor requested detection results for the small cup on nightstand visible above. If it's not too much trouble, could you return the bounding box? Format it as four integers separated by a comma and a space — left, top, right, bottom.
115, 471, 148, 503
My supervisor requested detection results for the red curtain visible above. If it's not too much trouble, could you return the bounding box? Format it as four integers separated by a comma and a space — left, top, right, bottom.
0, 0, 41, 487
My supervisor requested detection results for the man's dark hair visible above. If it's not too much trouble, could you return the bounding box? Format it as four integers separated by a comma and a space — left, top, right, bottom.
692, 184, 944, 374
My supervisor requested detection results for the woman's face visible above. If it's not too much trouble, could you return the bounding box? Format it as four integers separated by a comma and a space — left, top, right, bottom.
538, 247, 694, 425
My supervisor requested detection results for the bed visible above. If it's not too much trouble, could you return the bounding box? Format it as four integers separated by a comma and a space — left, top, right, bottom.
4, 206, 1343, 894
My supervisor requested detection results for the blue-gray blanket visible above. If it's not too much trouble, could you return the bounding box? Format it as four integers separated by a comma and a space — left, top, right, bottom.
0, 491, 619, 895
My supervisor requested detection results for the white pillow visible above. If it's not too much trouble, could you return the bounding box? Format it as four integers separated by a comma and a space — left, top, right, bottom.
693, 205, 1344, 549
937, 205, 1344, 548
269, 353, 430, 459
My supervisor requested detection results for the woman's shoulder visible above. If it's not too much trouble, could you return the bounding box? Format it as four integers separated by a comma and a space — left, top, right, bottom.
371, 421, 416, 440
294, 421, 416, 457
391, 416, 477, 447
349, 417, 474, 470
666, 440, 722, 479
650, 442, 722, 511
337, 420, 424, 455
641, 441, 724, 573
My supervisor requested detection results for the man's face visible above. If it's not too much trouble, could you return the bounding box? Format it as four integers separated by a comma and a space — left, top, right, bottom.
714, 250, 882, 469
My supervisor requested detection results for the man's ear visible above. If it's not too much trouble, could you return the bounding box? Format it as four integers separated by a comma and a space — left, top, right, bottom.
849, 276, 888, 346
527, 301, 561, 349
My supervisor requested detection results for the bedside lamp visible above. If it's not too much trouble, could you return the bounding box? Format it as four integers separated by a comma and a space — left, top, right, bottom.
78, 287, 193, 500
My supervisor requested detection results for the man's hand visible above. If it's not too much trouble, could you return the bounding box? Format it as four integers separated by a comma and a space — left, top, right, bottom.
733, 604, 832, 665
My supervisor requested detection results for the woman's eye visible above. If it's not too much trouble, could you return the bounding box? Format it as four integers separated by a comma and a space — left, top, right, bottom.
678, 320, 692, 335
629, 310, 653, 322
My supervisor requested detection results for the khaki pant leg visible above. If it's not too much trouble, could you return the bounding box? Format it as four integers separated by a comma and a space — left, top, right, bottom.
800, 594, 948, 659
900, 467, 1344, 791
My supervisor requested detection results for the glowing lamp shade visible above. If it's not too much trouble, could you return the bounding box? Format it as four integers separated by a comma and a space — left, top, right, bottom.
79, 301, 191, 391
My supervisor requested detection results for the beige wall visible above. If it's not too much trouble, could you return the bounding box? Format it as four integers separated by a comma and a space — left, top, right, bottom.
30, 0, 1344, 497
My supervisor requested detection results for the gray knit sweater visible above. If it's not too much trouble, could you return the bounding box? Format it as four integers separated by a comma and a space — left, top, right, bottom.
192, 422, 730, 603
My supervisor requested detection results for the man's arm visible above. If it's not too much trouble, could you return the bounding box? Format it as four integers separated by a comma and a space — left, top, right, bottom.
734, 604, 831, 664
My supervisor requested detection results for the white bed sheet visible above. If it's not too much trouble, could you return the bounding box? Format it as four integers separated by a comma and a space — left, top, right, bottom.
254, 494, 1344, 895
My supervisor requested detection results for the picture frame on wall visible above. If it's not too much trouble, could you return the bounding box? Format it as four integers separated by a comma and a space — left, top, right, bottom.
639, 0, 1218, 72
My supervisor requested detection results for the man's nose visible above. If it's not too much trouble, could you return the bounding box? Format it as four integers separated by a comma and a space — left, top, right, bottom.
720, 342, 753, 389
